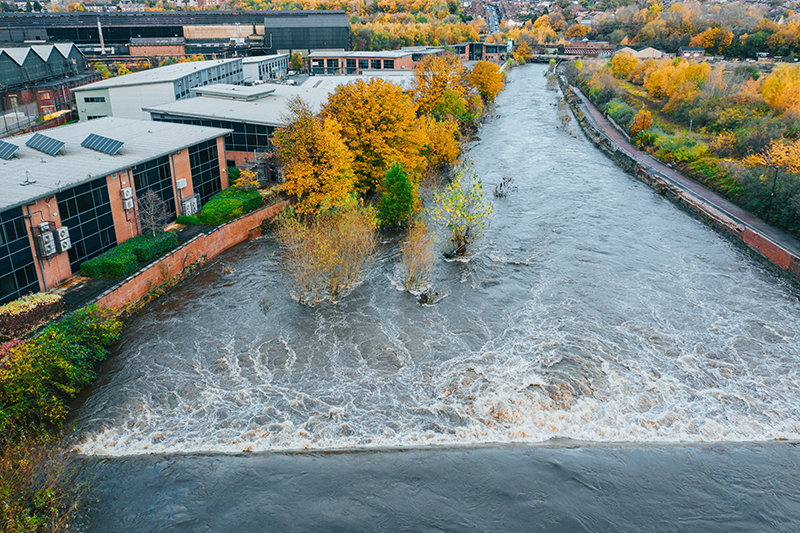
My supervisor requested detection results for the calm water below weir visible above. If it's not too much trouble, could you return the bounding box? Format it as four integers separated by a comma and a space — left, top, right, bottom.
75, 65, 800, 531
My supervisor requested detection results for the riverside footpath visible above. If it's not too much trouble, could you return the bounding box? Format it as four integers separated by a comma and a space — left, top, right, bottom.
562, 78, 800, 283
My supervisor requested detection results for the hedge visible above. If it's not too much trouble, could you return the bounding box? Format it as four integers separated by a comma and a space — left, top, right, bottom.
80, 231, 179, 278
197, 188, 263, 226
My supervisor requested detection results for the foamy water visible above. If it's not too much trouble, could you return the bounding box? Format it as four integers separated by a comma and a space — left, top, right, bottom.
73, 65, 800, 457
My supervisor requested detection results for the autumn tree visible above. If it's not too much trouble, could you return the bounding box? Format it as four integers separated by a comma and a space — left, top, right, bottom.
276, 200, 377, 305
467, 61, 504, 103
744, 137, 800, 174
566, 24, 589, 40
399, 218, 436, 292
273, 97, 355, 216
610, 52, 638, 79
423, 115, 460, 172
290, 51, 303, 71
629, 109, 653, 136
323, 78, 427, 193
760, 66, 800, 113
66, 2, 84, 11
689, 27, 733, 55
514, 41, 533, 63
413, 52, 467, 117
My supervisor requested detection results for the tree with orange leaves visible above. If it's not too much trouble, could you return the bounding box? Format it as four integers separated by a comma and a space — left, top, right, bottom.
629, 109, 653, 136
467, 61, 504, 103
760, 66, 800, 113
273, 97, 355, 216
565, 24, 589, 40
323, 78, 427, 193
413, 52, 467, 117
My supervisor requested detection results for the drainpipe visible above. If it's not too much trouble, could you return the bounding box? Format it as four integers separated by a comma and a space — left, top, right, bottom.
24, 204, 49, 291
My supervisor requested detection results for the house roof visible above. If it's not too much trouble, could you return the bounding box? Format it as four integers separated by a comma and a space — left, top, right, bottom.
71, 59, 241, 91
0, 117, 230, 213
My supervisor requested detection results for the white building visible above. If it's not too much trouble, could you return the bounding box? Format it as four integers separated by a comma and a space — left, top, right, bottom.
242, 54, 290, 83
72, 59, 243, 122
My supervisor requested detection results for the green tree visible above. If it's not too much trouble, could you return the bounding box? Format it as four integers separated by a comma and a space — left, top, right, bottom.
24, 0, 31, 11
290, 51, 303, 71
377, 163, 417, 228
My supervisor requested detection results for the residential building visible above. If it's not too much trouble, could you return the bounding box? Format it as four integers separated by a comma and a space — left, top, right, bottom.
0, 117, 231, 303
72, 59, 243, 121
242, 54, 290, 82
678, 47, 705, 60
614, 46, 663, 59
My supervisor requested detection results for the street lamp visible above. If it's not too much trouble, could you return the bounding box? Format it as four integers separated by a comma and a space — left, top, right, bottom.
765, 165, 779, 223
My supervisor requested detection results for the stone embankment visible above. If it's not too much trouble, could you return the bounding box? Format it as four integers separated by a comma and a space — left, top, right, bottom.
558, 74, 800, 285
91, 198, 291, 312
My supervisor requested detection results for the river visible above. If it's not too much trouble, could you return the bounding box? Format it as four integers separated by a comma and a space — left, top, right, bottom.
74, 64, 800, 531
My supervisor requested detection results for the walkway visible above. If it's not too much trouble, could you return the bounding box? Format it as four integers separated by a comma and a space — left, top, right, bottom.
573, 88, 800, 259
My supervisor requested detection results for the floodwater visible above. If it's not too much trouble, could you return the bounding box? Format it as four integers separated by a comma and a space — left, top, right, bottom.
74, 65, 800, 531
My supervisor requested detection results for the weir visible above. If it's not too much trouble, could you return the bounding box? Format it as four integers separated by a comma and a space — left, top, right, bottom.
76, 64, 800, 531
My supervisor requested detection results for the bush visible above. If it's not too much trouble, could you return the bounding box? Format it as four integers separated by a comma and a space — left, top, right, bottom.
606, 98, 635, 130
197, 188, 263, 226
79, 232, 179, 278
125, 232, 179, 262
227, 166, 241, 182
0, 294, 63, 340
0, 305, 122, 428
654, 134, 709, 164
176, 215, 201, 225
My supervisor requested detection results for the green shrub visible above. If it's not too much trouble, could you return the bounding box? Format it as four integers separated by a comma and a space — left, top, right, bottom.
176, 215, 201, 225
79, 256, 105, 278
606, 98, 635, 130
99, 247, 138, 278
227, 166, 241, 182
655, 134, 709, 164
198, 188, 263, 225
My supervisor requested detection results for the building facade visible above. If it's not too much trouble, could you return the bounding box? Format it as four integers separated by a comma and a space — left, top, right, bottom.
454, 42, 507, 63
0, 117, 230, 303
72, 58, 243, 121
242, 54, 289, 82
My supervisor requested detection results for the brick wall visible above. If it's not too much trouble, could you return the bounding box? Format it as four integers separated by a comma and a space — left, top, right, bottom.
94, 199, 291, 311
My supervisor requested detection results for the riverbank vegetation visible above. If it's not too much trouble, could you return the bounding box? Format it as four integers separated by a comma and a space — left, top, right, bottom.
273, 53, 498, 303
573, 56, 800, 235
0, 305, 122, 532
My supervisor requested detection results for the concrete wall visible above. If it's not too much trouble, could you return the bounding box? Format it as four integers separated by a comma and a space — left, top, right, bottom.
75, 88, 113, 121
93, 198, 290, 311
110, 84, 176, 121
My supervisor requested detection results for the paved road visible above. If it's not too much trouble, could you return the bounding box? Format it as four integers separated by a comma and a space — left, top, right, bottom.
573, 87, 800, 258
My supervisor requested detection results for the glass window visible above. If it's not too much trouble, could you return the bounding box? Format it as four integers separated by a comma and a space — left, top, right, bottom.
189, 139, 222, 206
0, 207, 38, 304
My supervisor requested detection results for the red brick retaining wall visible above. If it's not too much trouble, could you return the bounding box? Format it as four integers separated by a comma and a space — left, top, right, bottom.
94, 199, 290, 311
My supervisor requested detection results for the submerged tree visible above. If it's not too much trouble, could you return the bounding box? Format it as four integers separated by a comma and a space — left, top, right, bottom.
399, 218, 437, 292
430, 163, 493, 256
276, 200, 377, 305
377, 163, 417, 229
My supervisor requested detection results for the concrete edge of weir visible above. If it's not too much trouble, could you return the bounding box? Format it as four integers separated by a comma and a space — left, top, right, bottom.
556, 71, 800, 287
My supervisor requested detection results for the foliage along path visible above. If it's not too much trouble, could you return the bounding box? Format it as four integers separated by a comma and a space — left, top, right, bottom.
572, 86, 800, 261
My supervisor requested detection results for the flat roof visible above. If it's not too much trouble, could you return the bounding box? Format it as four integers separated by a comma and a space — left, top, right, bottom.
191, 84, 276, 101
72, 59, 241, 91
144, 84, 333, 127
301, 72, 415, 91
0, 117, 230, 212
309, 50, 413, 59
242, 54, 289, 64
